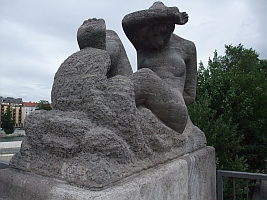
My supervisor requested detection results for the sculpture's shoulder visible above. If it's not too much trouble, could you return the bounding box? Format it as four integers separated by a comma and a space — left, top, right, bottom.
106, 30, 133, 77
170, 34, 196, 55
106, 30, 120, 44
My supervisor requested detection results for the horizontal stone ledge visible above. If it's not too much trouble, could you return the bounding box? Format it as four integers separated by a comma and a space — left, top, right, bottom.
0, 146, 215, 200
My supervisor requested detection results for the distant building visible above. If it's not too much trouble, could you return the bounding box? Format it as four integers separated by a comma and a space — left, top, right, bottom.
24, 102, 38, 118
0, 97, 24, 128
0, 96, 2, 128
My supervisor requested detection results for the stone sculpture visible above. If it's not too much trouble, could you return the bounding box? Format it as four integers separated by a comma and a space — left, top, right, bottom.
124, 1, 197, 133
9, 2, 206, 190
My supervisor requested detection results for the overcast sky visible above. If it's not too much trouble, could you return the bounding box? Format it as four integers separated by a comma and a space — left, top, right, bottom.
1, 0, 266, 102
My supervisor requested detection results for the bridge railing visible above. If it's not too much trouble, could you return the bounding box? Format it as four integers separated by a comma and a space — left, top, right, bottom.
217, 170, 267, 200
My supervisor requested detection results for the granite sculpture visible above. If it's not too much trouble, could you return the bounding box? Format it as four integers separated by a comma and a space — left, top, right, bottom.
9, 2, 206, 190
125, 2, 196, 133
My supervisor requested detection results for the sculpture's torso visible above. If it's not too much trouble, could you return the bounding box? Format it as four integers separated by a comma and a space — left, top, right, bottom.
137, 34, 187, 94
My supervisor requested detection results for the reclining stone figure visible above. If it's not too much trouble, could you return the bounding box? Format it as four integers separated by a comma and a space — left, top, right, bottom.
9, 2, 206, 190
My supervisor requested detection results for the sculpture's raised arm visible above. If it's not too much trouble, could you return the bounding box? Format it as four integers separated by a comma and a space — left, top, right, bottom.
122, 2, 188, 50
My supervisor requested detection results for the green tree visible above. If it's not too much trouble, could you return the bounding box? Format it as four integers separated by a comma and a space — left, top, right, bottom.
189, 44, 267, 198
2, 105, 15, 134
36, 100, 52, 111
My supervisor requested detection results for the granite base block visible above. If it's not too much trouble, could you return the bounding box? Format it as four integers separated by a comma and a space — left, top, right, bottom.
0, 146, 215, 200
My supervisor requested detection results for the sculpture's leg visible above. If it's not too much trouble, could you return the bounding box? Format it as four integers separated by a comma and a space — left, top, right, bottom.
130, 68, 188, 133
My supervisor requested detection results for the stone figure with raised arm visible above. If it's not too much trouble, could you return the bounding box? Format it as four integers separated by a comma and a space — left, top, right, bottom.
2, 2, 210, 194
122, 1, 197, 133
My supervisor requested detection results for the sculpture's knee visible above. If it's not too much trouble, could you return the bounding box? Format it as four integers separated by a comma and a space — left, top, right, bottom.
130, 68, 161, 85
136, 68, 155, 75
130, 68, 166, 107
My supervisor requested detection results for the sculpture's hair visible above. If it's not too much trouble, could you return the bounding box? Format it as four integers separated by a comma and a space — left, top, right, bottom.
77, 18, 106, 50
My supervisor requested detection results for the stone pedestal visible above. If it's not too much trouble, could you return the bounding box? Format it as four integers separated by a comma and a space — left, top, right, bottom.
0, 146, 215, 200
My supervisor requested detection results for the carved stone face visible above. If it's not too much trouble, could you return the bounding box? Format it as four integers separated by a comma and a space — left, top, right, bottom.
146, 23, 174, 50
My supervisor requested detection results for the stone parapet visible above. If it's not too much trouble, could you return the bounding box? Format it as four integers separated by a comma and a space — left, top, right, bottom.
0, 146, 215, 200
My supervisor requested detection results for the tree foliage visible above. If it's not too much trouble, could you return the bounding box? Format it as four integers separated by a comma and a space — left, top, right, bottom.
188, 44, 267, 198
1, 105, 15, 134
189, 44, 267, 172
36, 100, 52, 111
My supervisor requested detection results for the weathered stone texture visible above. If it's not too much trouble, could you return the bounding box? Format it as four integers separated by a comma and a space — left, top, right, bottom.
8, 1, 209, 191
106, 30, 133, 77
181, 146, 216, 200
1, 147, 215, 200
77, 18, 106, 50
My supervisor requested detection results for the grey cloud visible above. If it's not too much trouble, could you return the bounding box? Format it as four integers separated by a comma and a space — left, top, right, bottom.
1, 0, 266, 102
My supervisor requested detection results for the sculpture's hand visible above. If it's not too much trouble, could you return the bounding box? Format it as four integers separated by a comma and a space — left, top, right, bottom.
176, 12, 188, 25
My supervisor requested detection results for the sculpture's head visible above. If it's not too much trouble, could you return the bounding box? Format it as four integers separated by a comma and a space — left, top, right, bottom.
77, 18, 106, 50
146, 23, 174, 50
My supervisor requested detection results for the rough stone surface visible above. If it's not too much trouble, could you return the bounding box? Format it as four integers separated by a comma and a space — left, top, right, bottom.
106, 30, 133, 77
123, 2, 197, 133
181, 146, 216, 200
10, 108, 206, 189
77, 18, 106, 50
9, 1, 209, 191
1, 147, 215, 200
